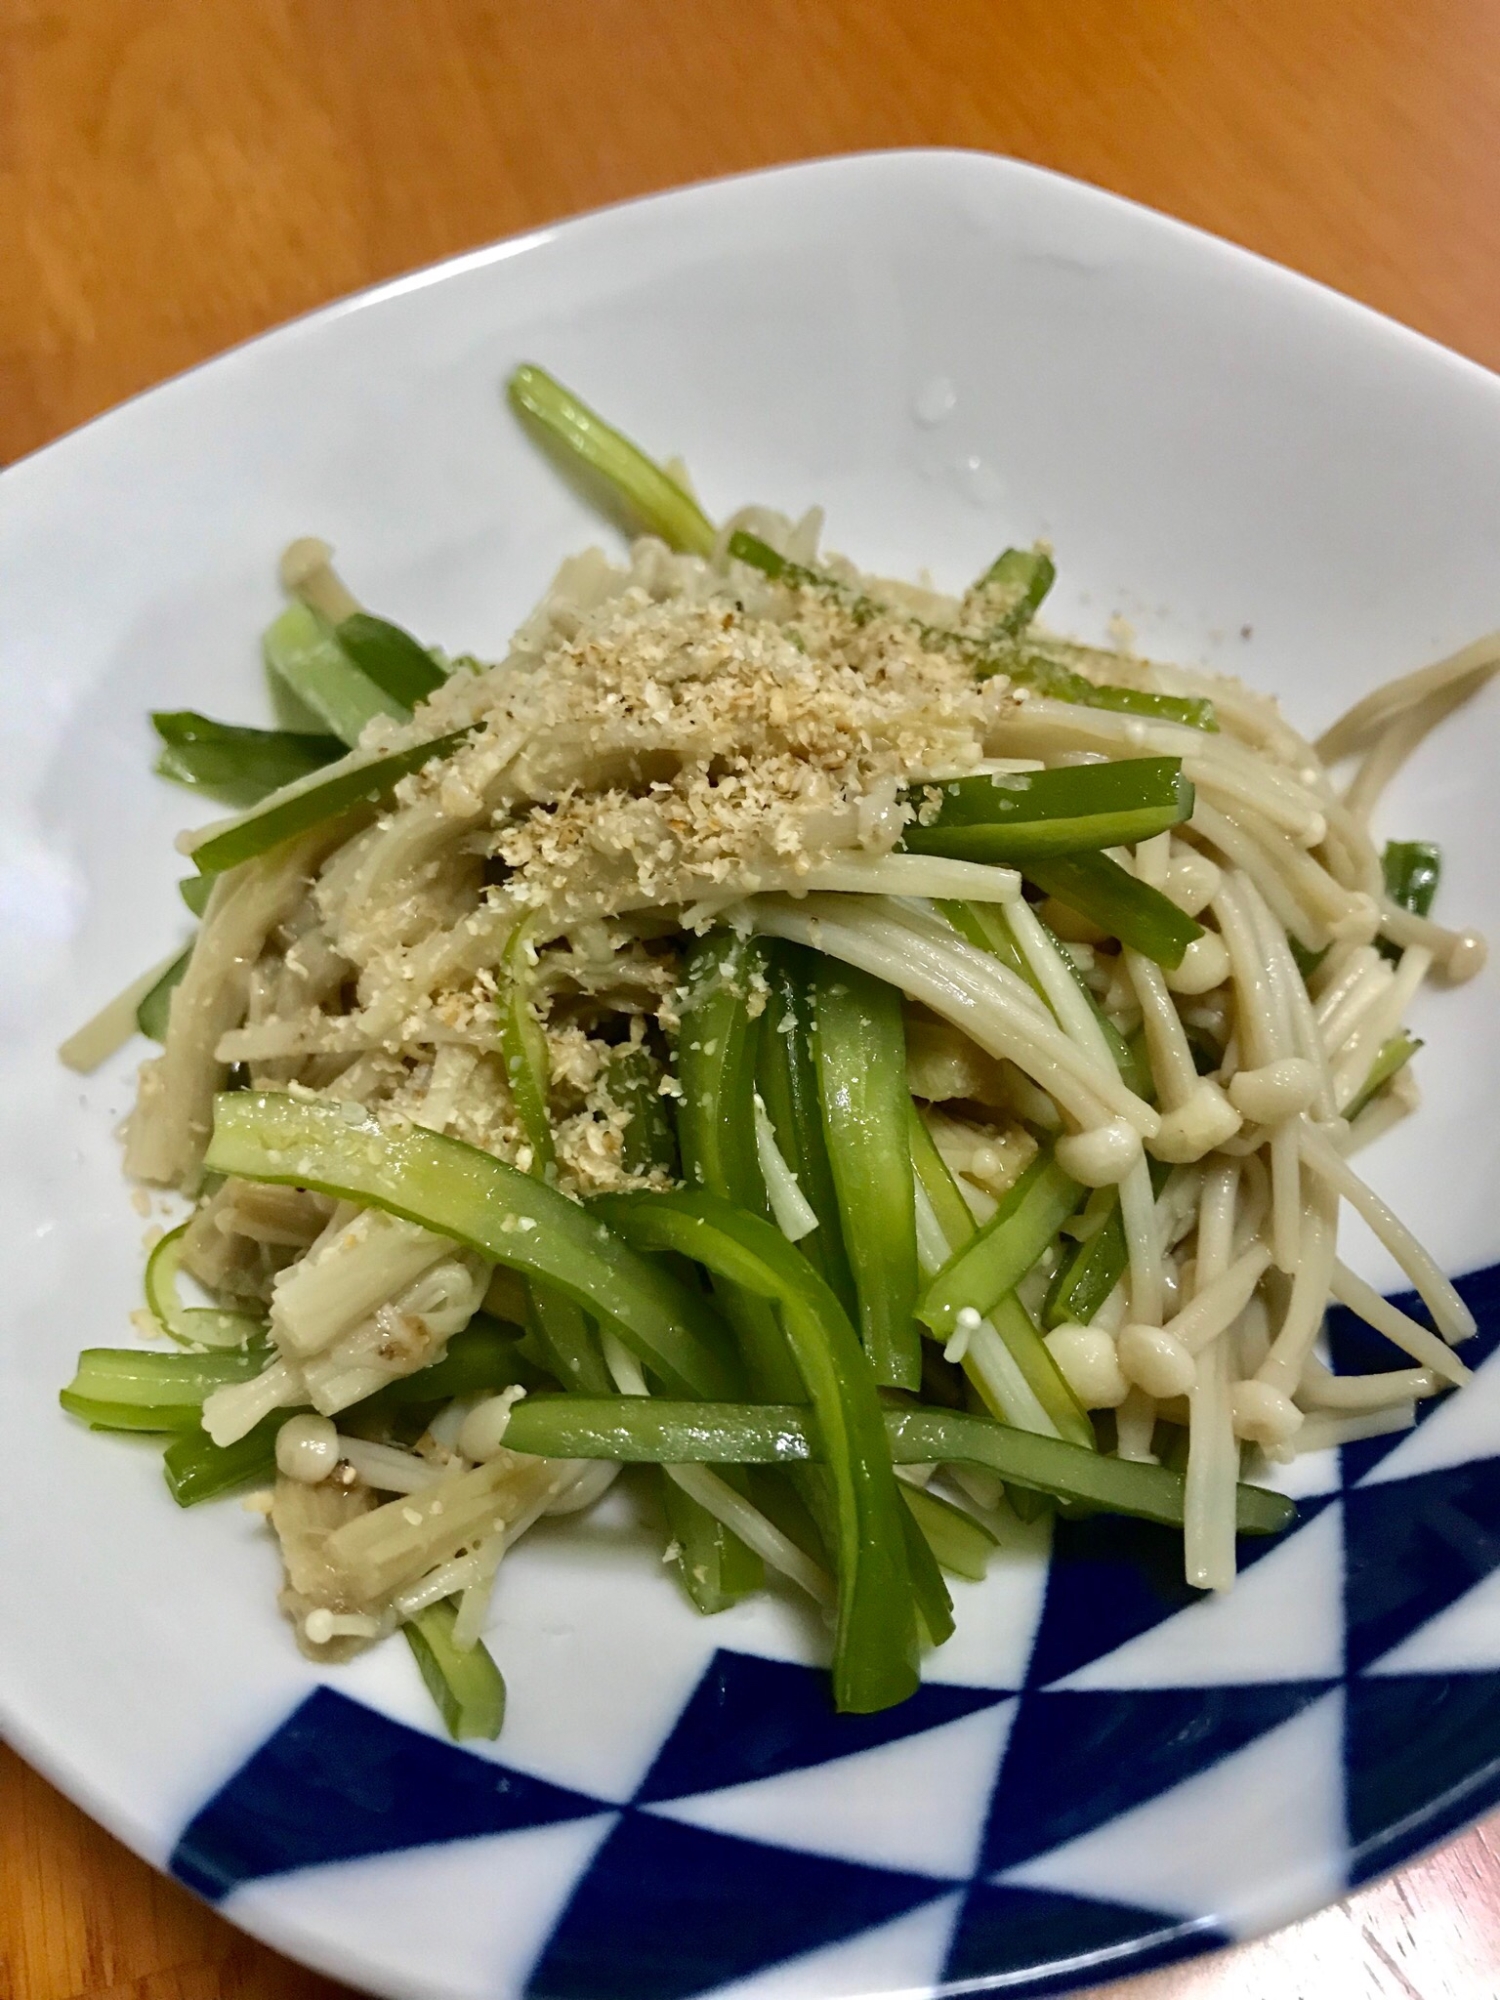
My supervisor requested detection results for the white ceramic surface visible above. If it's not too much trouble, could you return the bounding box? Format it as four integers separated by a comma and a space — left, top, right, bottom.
2, 150, 1499, 2000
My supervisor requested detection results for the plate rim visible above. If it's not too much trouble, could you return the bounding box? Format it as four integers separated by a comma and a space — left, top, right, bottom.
5, 143, 1500, 2000
7, 143, 1500, 500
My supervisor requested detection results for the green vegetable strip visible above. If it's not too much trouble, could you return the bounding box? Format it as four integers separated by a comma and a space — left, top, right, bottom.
497, 919, 556, 1180
810, 960, 921, 1391
728, 535, 886, 626
746, 1466, 827, 1560
136, 946, 192, 1042
937, 898, 1032, 983
646, 933, 797, 1585
596, 1190, 919, 1713
61, 1345, 266, 1432
998, 630, 1220, 732
900, 1497, 956, 1644
60, 1395, 216, 1435
263, 602, 407, 745
903, 758, 1194, 863
526, 1282, 612, 1396
1122, 1023, 1158, 1104
727, 533, 1216, 731
900, 1481, 998, 1582
662, 1469, 765, 1614
184, 729, 471, 875
502, 1396, 812, 1464
906, 1100, 976, 1247
986, 1293, 1097, 1451
913, 757, 1191, 829
756, 947, 858, 1318
494, 920, 611, 1392
889, 1409, 1292, 1534
1023, 852, 1204, 968
179, 873, 215, 916
63, 1345, 264, 1410
677, 932, 769, 1213
1382, 839, 1442, 918
1346, 1030, 1424, 1122
335, 612, 447, 708
480, 1267, 528, 1325
919, 1151, 1081, 1340
204, 1092, 737, 1399
937, 898, 1147, 1097
907, 1110, 1094, 1451
151, 711, 344, 808
1042, 1158, 1169, 1328
1044, 672, 1218, 733
508, 365, 717, 558
677, 932, 804, 1403
1379, 839, 1442, 964
164, 1417, 281, 1505
968, 547, 1056, 638
1000, 1479, 1056, 1527
1044, 1199, 1128, 1326
403, 1599, 507, 1741
610, 1041, 680, 1179
1288, 936, 1330, 981
499, 1396, 1295, 1537
144, 1223, 265, 1349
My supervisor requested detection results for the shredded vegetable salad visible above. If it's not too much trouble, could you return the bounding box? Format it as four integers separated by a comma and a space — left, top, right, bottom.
59, 365, 1494, 1737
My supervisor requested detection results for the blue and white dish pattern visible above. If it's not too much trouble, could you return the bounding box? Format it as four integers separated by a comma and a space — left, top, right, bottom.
167, 1267, 1500, 1999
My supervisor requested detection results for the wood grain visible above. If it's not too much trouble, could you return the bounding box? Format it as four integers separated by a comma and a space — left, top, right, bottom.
4, 2, 1500, 1995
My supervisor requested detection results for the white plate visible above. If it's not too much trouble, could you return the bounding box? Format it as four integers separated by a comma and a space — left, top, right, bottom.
3, 150, 1500, 2000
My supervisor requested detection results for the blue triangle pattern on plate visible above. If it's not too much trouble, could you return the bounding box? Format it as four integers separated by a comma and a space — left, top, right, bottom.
170, 1686, 607, 1902
1345, 1670, 1500, 1886
633, 1647, 1008, 1804
943, 1881, 1228, 1997
1332, 1262, 1500, 1486
1024, 1500, 1314, 1691
524, 1809, 951, 2000
160, 1269, 1500, 1989
978, 1681, 1332, 1875
1342, 1457, 1500, 1674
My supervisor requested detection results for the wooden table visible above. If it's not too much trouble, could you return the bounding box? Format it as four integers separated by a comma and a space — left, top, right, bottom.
5, 3, 1500, 1995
